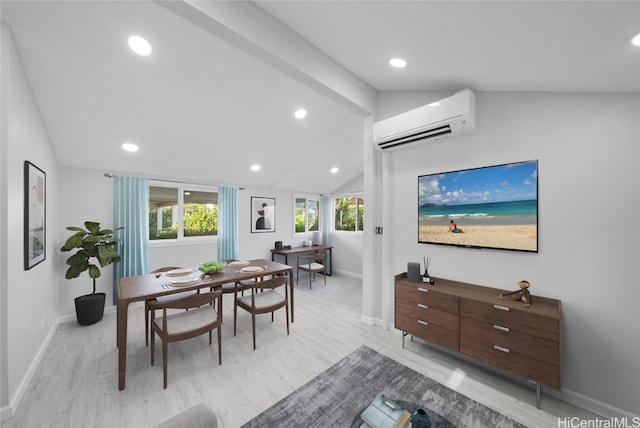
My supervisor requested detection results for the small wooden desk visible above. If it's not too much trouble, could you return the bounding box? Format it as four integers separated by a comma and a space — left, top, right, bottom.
270, 245, 333, 275
116, 259, 293, 391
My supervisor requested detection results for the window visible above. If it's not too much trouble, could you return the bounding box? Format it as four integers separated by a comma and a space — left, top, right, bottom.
294, 196, 320, 233
149, 183, 218, 241
334, 196, 364, 232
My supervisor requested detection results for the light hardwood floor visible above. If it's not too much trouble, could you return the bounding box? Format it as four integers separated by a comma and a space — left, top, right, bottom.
5, 274, 598, 428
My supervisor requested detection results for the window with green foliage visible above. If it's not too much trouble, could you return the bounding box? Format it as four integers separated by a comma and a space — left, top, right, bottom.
149, 184, 218, 241
334, 196, 364, 232
294, 196, 320, 234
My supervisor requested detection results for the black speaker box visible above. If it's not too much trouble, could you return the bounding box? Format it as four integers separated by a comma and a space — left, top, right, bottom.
407, 262, 421, 283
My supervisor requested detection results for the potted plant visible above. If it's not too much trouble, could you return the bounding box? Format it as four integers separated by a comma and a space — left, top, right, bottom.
60, 221, 123, 326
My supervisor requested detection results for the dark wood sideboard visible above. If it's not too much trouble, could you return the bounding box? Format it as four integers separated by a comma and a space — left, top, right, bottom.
394, 273, 562, 408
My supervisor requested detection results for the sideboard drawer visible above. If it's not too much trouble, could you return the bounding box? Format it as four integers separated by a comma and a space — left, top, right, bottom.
460, 298, 559, 341
460, 317, 559, 366
396, 299, 458, 331
396, 283, 459, 313
460, 334, 560, 389
396, 313, 459, 351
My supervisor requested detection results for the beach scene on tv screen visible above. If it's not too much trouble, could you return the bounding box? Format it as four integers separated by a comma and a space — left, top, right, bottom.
418, 160, 538, 252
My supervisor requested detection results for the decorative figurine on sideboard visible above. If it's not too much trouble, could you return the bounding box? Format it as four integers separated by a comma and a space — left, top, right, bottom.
499, 280, 533, 307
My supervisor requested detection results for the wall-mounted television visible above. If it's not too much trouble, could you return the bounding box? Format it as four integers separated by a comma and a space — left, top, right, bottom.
418, 160, 538, 252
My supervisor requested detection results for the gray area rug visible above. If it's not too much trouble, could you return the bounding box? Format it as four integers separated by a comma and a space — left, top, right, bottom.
241, 346, 526, 428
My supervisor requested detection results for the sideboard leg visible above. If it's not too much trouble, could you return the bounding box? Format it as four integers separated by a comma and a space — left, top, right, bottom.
536, 383, 541, 409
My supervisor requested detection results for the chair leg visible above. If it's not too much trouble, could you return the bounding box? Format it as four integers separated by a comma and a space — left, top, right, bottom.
217, 326, 222, 365
285, 302, 290, 336
150, 327, 155, 366
309, 270, 312, 289
252, 313, 256, 350
233, 298, 238, 336
163, 340, 168, 389
145, 302, 150, 346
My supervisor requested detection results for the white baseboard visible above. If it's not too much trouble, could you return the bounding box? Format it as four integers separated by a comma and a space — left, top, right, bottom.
331, 268, 362, 279
2, 303, 126, 423
1, 321, 58, 422
545, 387, 639, 419
359, 314, 375, 325
360, 314, 384, 328
0, 405, 11, 422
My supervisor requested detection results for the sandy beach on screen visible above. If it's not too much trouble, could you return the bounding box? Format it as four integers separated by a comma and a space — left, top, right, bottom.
419, 224, 537, 251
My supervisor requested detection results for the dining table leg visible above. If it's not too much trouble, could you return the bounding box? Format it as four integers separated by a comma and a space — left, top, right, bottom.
117, 299, 128, 390
289, 269, 294, 323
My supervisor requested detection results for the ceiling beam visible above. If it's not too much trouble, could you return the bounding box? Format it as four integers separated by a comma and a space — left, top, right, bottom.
155, 0, 376, 116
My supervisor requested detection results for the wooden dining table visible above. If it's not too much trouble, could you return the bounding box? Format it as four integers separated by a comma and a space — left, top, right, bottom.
116, 258, 294, 391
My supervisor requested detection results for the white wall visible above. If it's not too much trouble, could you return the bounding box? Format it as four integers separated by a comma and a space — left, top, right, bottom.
1, 23, 60, 419
57, 168, 114, 313
331, 232, 363, 277
373, 91, 640, 417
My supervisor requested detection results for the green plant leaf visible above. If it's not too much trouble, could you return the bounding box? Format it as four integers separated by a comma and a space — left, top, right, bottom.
65, 263, 88, 279
65, 251, 88, 266
87, 264, 101, 279
60, 234, 84, 251
87, 234, 104, 242
85, 222, 101, 233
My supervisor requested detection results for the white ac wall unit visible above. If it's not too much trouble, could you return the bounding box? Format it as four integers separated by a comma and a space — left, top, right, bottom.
373, 89, 475, 152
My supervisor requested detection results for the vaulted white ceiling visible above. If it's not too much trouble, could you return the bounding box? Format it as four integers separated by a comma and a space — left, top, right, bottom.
2, 1, 639, 194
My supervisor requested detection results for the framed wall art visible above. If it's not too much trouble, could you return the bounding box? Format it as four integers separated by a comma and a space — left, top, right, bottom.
251, 197, 275, 233
24, 161, 46, 269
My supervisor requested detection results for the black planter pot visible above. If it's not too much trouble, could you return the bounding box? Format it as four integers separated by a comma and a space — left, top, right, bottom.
74, 292, 106, 326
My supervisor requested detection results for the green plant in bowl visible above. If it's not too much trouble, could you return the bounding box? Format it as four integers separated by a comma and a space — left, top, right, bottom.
198, 260, 225, 274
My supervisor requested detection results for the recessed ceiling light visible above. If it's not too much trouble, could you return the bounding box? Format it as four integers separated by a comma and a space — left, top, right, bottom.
250, 164, 261, 172
428, 102, 440, 107
294, 108, 307, 119
330, 167, 339, 174
122, 142, 139, 152
128, 35, 152, 56
632, 32, 640, 47
389, 58, 407, 68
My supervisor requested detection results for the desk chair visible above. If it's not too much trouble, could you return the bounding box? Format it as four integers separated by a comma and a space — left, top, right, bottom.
297, 253, 327, 289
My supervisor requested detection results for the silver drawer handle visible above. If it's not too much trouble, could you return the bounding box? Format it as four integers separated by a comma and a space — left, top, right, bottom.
417, 303, 429, 309
493, 345, 510, 353
417, 320, 429, 326
418, 287, 429, 293
493, 325, 510, 333
493, 304, 510, 312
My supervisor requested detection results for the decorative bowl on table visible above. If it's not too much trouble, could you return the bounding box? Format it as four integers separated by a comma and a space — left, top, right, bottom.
197, 260, 226, 275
